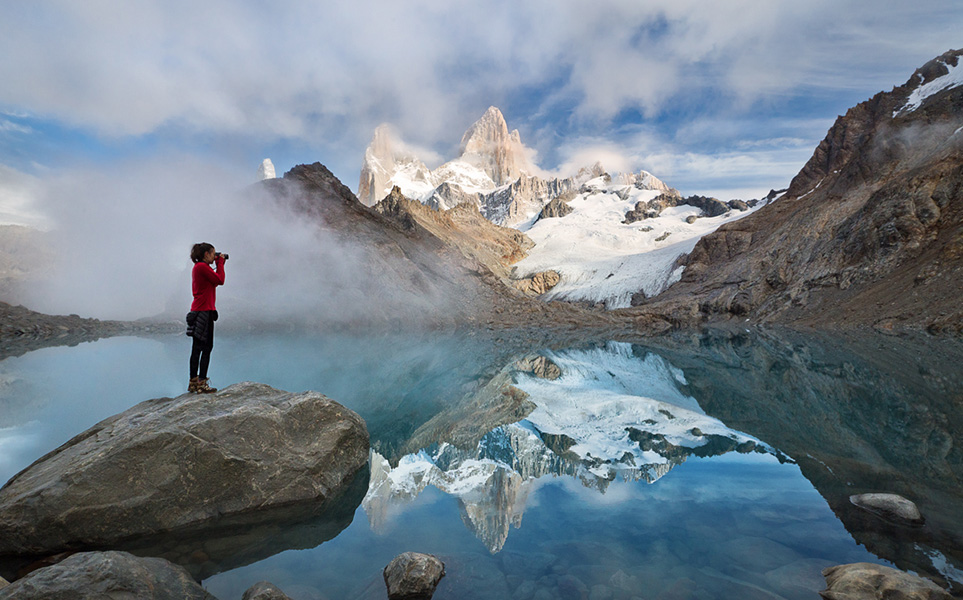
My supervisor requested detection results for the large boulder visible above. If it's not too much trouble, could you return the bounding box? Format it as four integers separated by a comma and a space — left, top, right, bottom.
820, 563, 951, 599
849, 493, 924, 526
0, 382, 369, 572
0, 551, 214, 600
384, 552, 446, 600
243, 581, 293, 600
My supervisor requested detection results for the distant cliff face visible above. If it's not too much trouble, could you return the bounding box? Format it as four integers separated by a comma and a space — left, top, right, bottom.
641, 49, 963, 333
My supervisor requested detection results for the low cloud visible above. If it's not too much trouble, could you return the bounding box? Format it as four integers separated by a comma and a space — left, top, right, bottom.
18, 158, 457, 324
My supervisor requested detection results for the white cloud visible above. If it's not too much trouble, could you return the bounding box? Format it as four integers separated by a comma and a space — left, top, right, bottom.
0, 1, 959, 197
0, 165, 49, 228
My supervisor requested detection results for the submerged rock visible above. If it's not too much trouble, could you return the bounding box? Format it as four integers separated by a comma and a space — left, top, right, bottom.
243, 581, 293, 600
0, 551, 214, 600
384, 552, 446, 600
850, 493, 924, 525
820, 563, 951, 599
0, 382, 369, 565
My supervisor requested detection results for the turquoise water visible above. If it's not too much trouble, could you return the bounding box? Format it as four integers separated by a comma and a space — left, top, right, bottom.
1, 330, 961, 599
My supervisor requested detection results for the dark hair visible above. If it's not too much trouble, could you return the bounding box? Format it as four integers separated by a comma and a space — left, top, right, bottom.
190, 242, 214, 263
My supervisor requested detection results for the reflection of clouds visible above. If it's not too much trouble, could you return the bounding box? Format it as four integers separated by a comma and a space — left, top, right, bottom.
0, 423, 41, 482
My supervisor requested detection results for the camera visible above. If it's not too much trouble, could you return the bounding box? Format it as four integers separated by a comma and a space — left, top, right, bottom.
217, 252, 229, 260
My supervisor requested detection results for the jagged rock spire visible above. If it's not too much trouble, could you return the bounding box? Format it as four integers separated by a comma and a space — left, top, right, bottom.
457, 106, 531, 186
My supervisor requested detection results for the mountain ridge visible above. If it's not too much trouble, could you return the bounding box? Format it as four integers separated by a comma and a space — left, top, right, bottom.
630, 48, 963, 333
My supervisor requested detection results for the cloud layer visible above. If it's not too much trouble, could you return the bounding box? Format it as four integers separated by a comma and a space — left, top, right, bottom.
0, 2, 961, 204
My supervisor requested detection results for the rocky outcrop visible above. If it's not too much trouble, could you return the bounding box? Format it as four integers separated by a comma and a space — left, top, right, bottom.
820, 563, 951, 600
514, 355, 562, 380
850, 493, 924, 526
536, 195, 574, 220
243, 581, 294, 600
384, 552, 446, 600
623, 193, 680, 223
481, 175, 578, 226
511, 270, 560, 296
636, 49, 963, 333
0, 382, 369, 562
0, 551, 214, 600
683, 195, 730, 218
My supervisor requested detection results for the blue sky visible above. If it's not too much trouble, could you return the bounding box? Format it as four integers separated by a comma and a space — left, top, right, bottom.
1, 0, 962, 227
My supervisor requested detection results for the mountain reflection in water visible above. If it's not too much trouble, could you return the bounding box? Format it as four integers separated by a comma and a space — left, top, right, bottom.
1, 329, 961, 598
364, 342, 783, 553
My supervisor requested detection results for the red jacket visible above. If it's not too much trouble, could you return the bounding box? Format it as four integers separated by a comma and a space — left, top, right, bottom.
191, 256, 225, 311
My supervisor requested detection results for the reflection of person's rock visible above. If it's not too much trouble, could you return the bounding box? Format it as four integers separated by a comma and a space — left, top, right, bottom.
850, 493, 924, 526
0, 382, 369, 563
0, 551, 214, 600
243, 580, 294, 600
820, 563, 951, 600
384, 552, 446, 600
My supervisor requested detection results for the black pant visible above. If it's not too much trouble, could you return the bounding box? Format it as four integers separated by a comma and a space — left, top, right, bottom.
189, 319, 214, 379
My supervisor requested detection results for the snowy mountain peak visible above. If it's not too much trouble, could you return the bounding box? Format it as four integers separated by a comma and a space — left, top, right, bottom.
457, 106, 531, 186
256, 158, 276, 181
358, 124, 432, 206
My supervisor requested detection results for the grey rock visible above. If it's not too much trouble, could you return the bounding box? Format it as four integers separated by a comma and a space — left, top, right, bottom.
243, 580, 293, 600
683, 195, 729, 217
0, 382, 369, 561
0, 551, 214, 600
512, 270, 561, 296
0, 575, 6, 590
384, 552, 446, 600
685, 215, 698, 224
820, 563, 951, 599
537, 196, 574, 220
850, 493, 924, 525
727, 199, 749, 211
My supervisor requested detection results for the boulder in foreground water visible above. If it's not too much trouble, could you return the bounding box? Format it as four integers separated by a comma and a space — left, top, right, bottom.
0, 382, 369, 559
0, 551, 214, 600
384, 552, 446, 600
820, 563, 951, 600
243, 580, 293, 600
849, 493, 924, 526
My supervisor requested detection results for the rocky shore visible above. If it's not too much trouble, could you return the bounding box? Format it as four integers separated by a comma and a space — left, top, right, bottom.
0, 301, 178, 359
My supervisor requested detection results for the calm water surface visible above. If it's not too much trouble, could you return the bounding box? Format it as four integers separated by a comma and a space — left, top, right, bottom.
1, 329, 961, 599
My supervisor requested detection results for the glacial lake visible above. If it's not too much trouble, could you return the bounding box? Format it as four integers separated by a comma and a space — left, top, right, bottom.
1, 329, 962, 599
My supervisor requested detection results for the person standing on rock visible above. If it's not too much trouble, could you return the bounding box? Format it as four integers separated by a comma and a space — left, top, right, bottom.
187, 242, 226, 393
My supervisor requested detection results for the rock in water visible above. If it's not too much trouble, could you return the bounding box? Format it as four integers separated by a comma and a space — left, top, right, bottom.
820, 563, 951, 600
850, 493, 925, 525
384, 552, 446, 600
0, 382, 369, 559
0, 551, 214, 600
242, 581, 293, 600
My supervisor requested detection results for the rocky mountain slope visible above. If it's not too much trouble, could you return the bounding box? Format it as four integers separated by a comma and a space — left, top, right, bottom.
255, 163, 627, 331
636, 49, 963, 333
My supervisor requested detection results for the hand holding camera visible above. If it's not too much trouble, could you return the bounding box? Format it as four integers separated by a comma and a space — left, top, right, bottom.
216, 252, 229, 260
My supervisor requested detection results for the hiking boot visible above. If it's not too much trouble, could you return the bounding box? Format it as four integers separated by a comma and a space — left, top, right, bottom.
188, 377, 201, 393
196, 378, 217, 394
